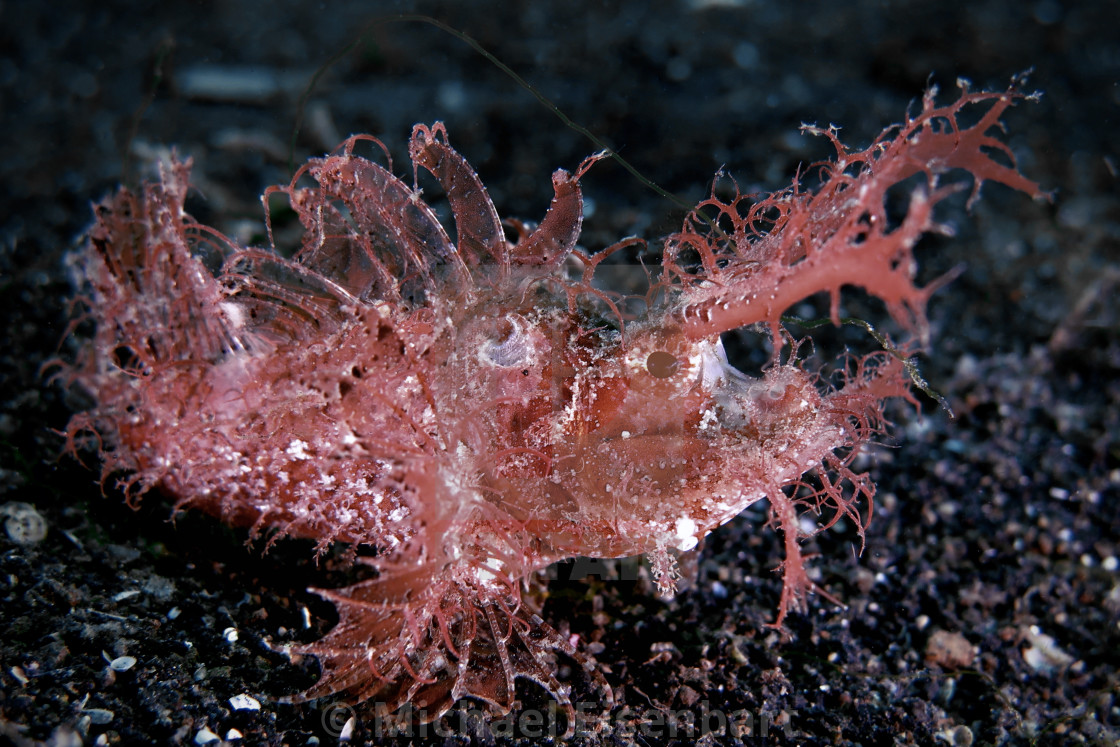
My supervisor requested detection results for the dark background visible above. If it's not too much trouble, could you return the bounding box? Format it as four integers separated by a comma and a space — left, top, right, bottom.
1, 0, 1117, 744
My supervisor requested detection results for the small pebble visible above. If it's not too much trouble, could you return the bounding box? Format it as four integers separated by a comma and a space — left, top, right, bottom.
194, 726, 219, 745
1, 502, 47, 545
109, 655, 137, 672
229, 694, 260, 711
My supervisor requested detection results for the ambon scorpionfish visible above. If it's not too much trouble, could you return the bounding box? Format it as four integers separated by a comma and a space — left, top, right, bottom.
62, 77, 1045, 726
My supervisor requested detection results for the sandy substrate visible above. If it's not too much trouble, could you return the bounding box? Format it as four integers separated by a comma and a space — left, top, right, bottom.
1, 1, 1116, 744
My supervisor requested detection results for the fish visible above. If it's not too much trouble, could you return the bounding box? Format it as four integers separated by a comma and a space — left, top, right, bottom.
60, 75, 1046, 731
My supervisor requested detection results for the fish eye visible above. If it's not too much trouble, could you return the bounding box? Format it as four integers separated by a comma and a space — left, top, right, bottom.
646, 350, 679, 379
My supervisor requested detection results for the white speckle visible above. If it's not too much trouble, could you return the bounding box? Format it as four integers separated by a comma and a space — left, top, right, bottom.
675, 517, 698, 551
621, 431, 631, 439
218, 301, 245, 329
286, 440, 311, 460
112, 590, 141, 602
229, 694, 260, 711
223, 627, 239, 643
476, 556, 504, 584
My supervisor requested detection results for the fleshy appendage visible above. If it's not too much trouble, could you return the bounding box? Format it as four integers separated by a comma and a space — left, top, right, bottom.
277, 558, 612, 734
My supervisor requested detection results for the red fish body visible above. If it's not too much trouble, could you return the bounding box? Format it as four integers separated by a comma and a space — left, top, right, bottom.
64, 80, 1045, 724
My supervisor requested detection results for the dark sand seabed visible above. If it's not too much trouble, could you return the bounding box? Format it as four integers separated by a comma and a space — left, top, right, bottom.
1, 1, 1117, 744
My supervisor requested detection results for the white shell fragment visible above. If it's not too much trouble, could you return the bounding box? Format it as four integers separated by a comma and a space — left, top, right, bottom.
109, 655, 137, 672
229, 693, 261, 711
194, 727, 220, 745
1, 502, 47, 545
1022, 625, 1076, 674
